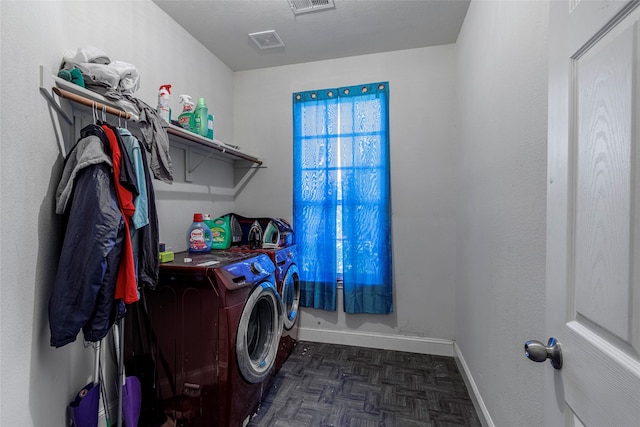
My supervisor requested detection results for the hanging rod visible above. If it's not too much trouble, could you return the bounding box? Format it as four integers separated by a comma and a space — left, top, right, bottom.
51, 86, 263, 166
52, 87, 132, 120
41, 65, 263, 167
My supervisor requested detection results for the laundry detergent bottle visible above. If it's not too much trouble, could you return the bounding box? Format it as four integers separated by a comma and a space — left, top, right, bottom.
209, 216, 232, 250
194, 97, 208, 137
203, 214, 216, 233
178, 95, 195, 132
187, 213, 212, 253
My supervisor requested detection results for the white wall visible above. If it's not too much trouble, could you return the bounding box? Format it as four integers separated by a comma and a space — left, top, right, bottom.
233, 46, 459, 354
0, 1, 235, 425
455, 1, 549, 425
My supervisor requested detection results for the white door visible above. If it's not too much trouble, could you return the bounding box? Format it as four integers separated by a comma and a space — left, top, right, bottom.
542, 0, 640, 426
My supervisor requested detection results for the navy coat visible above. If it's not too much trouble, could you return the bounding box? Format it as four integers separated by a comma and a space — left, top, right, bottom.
49, 136, 125, 347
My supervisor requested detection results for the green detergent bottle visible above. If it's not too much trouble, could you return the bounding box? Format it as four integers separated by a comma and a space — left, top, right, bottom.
203, 214, 216, 239
194, 97, 208, 137
208, 215, 232, 250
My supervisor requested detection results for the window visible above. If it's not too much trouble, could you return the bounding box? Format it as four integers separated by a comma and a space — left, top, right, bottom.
292, 82, 393, 314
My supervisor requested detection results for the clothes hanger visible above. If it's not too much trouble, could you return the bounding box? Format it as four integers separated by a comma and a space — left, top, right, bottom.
80, 101, 105, 137
76, 101, 111, 156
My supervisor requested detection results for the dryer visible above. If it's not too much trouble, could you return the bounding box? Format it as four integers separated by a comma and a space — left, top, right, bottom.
225, 214, 301, 372
125, 251, 282, 427
239, 245, 300, 373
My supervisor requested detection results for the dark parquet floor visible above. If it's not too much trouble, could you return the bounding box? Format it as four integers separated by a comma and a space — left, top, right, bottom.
248, 341, 482, 427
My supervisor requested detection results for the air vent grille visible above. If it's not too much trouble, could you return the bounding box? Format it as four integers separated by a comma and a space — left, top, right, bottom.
249, 30, 285, 49
288, 0, 335, 15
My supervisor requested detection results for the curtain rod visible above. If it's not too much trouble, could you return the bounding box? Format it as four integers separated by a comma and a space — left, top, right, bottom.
52, 87, 132, 120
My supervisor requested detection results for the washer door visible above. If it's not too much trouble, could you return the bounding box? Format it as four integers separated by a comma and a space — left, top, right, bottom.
282, 264, 300, 330
236, 280, 283, 383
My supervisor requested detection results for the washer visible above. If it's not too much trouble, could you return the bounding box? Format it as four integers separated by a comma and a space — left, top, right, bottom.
130, 251, 283, 427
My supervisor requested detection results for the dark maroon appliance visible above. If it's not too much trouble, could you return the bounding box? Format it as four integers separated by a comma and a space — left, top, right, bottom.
125, 251, 283, 427
270, 244, 300, 372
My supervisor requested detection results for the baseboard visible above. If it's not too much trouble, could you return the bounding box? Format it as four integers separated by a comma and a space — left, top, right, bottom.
453, 342, 495, 427
297, 327, 454, 356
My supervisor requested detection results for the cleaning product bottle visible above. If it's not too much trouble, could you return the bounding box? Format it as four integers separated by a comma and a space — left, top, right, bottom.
157, 84, 172, 123
178, 95, 195, 132
209, 216, 232, 250
194, 97, 208, 137
203, 214, 216, 233
186, 213, 212, 253
207, 113, 214, 140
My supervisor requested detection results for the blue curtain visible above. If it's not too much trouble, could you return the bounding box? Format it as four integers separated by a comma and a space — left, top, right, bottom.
293, 82, 393, 314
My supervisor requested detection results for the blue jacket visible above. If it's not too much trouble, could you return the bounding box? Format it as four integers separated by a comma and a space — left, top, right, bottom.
49, 134, 125, 347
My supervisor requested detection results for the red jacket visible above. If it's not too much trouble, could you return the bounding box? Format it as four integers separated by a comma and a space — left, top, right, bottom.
102, 125, 138, 303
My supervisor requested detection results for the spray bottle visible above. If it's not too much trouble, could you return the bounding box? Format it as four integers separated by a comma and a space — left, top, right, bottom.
178, 95, 195, 132
157, 84, 172, 123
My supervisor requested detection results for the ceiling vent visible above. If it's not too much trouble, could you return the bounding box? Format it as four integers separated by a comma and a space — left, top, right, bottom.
288, 0, 335, 15
249, 30, 285, 49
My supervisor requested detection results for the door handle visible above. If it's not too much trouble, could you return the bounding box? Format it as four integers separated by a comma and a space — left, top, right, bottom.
524, 337, 562, 370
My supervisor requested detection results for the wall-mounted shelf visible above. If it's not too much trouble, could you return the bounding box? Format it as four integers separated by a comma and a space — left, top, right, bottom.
165, 124, 261, 166
39, 65, 263, 170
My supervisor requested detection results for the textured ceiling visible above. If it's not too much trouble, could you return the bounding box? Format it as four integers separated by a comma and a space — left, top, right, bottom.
153, 0, 470, 71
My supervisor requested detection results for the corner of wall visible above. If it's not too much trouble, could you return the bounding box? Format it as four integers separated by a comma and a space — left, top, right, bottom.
454, 342, 495, 427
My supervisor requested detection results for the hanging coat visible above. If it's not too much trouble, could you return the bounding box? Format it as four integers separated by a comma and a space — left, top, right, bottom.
101, 124, 138, 304
136, 143, 160, 290
118, 128, 161, 291
49, 135, 125, 347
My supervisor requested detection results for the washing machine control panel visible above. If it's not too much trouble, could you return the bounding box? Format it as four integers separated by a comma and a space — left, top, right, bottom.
250, 261, 265, 275
217, 254, 276, 290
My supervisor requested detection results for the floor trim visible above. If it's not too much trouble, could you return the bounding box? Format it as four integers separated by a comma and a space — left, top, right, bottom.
297, 327, 455, 356
453, 342, 495, 427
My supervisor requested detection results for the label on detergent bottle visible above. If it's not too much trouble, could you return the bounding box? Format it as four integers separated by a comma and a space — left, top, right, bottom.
211, 226, 226, 244
188, 228, 209, 251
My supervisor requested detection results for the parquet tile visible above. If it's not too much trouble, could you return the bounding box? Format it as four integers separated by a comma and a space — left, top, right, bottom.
248, 342, 481, 427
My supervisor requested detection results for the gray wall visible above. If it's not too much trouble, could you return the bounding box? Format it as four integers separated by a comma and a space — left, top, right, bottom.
233, 46, 459, 355
455, 1, 549, 425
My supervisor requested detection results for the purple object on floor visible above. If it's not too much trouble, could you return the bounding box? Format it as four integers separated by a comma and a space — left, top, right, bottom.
67, 382, 99, 427
123, 376, 142, 426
